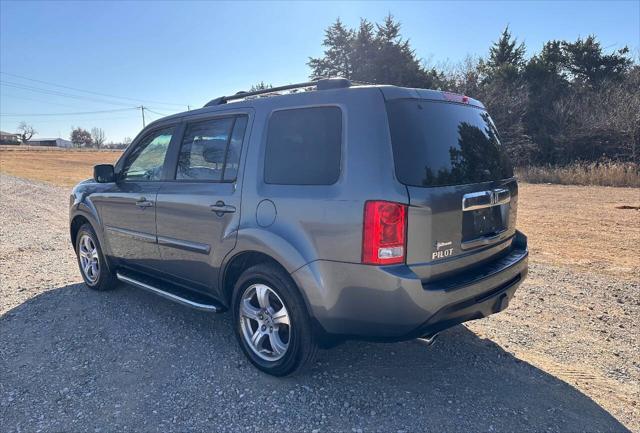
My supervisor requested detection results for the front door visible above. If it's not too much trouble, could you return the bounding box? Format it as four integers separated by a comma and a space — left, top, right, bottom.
95, 126, 176, 270
155, 114, 249, 291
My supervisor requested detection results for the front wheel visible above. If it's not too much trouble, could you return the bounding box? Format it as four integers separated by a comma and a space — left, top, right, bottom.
232, 263, 317, 376
75, 223, 117, 291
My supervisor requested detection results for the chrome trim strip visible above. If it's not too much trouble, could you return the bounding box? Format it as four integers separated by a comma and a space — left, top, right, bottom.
462, 188, 511, 211
116, 272, 220, 312
105, 226, 156, 243
157, 236, 211, 254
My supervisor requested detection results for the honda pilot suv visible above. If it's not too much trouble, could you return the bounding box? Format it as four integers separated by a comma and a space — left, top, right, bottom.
69, 78, 528, 376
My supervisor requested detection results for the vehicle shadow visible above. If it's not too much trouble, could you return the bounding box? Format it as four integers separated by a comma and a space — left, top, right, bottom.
1, 283, 631, 433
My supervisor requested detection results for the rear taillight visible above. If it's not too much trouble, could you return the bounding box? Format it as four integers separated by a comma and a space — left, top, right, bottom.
362, 201, 407, 265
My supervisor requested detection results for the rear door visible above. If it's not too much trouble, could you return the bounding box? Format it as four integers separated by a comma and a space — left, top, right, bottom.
154, 113, 250, 291
385, 97, 517, 281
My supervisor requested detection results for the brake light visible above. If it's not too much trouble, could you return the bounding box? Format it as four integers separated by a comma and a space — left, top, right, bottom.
442, 91, 469, 104
362, 201, 407, 265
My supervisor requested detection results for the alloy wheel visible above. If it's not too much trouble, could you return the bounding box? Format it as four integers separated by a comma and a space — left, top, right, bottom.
239, 283, 291, 361
78, 234, 100, 284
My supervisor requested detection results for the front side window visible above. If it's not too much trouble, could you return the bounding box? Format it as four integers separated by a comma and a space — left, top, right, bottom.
121, 127, 174, 181
176, 116, 248, 182
264, 106, 342, 185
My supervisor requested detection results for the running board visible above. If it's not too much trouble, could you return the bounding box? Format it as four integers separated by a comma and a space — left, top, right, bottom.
116, 272, 223, 312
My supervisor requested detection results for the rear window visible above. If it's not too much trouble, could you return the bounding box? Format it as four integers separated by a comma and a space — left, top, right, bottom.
264, 106, 341, 185
386, 99, 513, 187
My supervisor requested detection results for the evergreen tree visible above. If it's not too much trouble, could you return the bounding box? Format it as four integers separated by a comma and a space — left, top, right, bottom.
308, 18, 354, 79
350, 19, 377, 83
249, 81, 272, 91
308, 15, 444, 89
481, 26, 527, 83
561, 36, 631, 87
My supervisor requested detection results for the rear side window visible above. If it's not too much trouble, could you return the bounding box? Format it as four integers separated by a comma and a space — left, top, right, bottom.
264, 106, 341, 185
223, 116, 248, 181
386, 99, 513, 187
176, 116, 247, 182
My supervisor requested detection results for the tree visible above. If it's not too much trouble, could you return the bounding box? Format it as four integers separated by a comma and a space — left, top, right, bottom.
70, 127, 93, 148
91, 127, 106, 149
249, 81, 272, 91
480, 26, 527, 83
561, 36, 632, 88
308, 18, 354, 79
308, 15, 444, 88
350, 19, 377, 83
123, 136, 132, 147
16, 122, 36, 143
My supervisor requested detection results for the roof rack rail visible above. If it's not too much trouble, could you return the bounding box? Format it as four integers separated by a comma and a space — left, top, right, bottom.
203, 78, 351, 107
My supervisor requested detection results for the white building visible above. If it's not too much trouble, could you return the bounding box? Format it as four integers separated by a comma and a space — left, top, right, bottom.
27, 138, 73, 148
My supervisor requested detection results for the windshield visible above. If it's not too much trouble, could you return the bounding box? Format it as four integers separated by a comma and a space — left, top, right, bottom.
386, 99, 513, 187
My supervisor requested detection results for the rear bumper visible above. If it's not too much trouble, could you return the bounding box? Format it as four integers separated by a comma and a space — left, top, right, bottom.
292, 231, 528, 342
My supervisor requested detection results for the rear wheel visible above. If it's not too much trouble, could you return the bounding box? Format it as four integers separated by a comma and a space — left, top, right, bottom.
75, 223, 117, 291
232, 263, 317, 376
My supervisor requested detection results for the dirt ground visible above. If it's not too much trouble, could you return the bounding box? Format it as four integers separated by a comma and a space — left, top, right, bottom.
517, 183, 640, 279
1, 151, 639, 432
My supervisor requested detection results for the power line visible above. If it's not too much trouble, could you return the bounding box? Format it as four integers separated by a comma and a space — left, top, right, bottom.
0, 71, 190, 107
0, 92, 105, 109
145, 108, 169, 117
1, 80, 137, 107
0, 108, 138, 117
2, 115, 139, 124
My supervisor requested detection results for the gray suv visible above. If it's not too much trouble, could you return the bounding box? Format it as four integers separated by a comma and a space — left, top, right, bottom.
69, 78, 528, 376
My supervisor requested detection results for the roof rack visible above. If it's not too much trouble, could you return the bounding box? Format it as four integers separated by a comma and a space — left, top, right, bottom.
203, 78, 351, 107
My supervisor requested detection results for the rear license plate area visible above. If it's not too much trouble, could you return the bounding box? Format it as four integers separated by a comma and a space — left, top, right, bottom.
462, 206, 505, 242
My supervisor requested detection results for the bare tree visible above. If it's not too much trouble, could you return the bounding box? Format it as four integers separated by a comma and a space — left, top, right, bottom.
91, 127, 106, 149
16, 121, 36, 143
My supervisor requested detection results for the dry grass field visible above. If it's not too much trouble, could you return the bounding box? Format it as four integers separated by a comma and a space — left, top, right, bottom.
517, 161, 640, 188
0, 148, 122, 187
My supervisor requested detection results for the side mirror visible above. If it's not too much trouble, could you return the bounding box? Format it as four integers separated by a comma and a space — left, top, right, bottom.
93, 164, 115, 183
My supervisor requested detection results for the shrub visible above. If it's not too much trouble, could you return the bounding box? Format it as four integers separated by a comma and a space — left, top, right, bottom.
516, 161, 639, 187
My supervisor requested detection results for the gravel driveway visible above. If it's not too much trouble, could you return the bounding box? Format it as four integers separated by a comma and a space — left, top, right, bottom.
1, 174, 637, 432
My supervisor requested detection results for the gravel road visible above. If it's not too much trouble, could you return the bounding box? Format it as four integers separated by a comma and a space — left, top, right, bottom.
1, 174, 637, 432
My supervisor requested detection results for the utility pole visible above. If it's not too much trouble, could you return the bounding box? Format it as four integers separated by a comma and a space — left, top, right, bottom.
138, 105, 146, 128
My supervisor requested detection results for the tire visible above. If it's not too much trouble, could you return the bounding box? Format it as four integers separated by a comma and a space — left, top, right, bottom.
75, 223, 117, 291
231, 263, 318, 376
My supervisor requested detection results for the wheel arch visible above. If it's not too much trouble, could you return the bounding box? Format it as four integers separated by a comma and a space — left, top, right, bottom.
221, 250, 293, 308
70, 214, 91, 251
69, 193, 104, 251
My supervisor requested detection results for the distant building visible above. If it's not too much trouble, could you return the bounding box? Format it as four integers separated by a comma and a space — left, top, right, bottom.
27, 138, 73, 148
0, 130, 21, 145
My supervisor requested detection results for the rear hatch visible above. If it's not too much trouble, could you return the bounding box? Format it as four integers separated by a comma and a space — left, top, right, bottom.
385, 92, 518, 282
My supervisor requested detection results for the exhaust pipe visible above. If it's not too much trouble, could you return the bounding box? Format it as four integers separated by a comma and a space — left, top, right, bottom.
418, 333, 439, 346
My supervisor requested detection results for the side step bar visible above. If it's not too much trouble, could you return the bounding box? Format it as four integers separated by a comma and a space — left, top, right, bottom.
116, 272, 222, 312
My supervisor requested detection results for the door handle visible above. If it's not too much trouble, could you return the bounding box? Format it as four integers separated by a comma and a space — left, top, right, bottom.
135, 197, 154, 208
210, 201, 236, 215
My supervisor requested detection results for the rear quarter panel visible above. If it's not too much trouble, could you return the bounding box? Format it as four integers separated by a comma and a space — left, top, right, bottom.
234, 87, 408, 270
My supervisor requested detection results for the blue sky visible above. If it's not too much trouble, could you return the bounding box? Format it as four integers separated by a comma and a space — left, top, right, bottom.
1, 0, 638, 142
